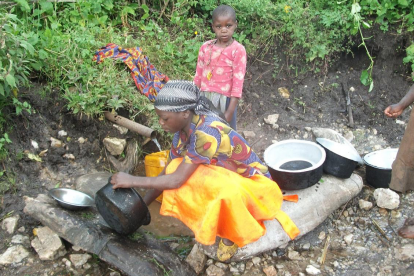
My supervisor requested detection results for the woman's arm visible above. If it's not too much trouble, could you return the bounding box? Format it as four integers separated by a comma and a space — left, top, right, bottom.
384, 84, 414, 118
110, 160, 199, 190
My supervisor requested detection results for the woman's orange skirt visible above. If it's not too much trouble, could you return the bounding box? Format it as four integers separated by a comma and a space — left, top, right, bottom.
160, 158, 300, 248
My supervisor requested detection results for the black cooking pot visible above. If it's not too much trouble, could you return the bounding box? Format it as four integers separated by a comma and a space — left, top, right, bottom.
264, 140, 326, 190
363, 148, 398, 188
95, 178, 151, 235
316, 138, 363, 179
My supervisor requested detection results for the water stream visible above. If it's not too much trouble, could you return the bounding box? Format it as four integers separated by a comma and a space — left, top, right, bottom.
152, 137, 162, 151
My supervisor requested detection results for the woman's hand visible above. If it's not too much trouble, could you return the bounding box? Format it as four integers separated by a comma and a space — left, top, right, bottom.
384, 103, 404, 119
110, 172, 139, 189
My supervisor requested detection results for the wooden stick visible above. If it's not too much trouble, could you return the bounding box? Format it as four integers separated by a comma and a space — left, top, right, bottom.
320, 235, 330, 265
371, 218, 391, 241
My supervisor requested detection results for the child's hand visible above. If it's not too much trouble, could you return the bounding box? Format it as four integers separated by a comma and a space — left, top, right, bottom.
110, 172, 138, 189
224, 110, 233, 123
384, 104, 404, 118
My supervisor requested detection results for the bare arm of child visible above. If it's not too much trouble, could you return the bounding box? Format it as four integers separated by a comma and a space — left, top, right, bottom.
225, 97, 239, 123
384, 84, 414, 118
110, 160, 198, 191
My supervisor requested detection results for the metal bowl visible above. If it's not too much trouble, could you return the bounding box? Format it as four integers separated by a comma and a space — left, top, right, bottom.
316, 138, 363, 179
49, 188, 95, 211
264, 140, 326, 190
363, 148, 398, 188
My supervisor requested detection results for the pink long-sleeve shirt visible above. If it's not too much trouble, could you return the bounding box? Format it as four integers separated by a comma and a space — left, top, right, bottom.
193, 40, 247, 98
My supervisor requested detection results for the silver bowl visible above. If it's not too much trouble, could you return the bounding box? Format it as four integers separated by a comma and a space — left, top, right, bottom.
264, 140, 326, 190
49, 188, 95, 211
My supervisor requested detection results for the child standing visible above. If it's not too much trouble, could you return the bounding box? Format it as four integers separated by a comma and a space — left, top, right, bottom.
193, 5, 247, 130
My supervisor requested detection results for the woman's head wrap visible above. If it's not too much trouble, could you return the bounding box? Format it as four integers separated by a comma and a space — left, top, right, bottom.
154, 80, 227, 122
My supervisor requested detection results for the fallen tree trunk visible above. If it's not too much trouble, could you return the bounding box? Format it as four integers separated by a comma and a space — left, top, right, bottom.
23, 194, 196, 276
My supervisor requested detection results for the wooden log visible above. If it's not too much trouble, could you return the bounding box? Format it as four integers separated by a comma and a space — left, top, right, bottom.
23, 194, 196, 276
104, 111, 155, 138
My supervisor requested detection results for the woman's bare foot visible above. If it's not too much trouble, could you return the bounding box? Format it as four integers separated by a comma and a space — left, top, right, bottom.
398, 217, 414, 239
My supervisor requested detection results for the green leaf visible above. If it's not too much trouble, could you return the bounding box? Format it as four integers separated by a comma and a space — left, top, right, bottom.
5, 74, 16, 88
40, 0, 54, 12
141, 4, 149, 14
360, 70, 369, 86
27, 153, 42, 162
0, 85, 4, 96
20, 41, 35, 56
14, 0, 30, 12
369, 81, 374, 92
398, 0, 409, 7
38, 49, 48, 59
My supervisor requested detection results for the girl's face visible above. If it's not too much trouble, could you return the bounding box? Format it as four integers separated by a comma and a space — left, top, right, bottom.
212, 15, 237, 45
155, 108, 191, 133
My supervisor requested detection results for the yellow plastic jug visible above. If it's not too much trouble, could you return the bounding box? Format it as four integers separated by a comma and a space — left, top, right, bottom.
144, 150, 169, 202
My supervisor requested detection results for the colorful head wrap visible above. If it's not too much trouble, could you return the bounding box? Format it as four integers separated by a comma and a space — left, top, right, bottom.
154, 80, 227, 122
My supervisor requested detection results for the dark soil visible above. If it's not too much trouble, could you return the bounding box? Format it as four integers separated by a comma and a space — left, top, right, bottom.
0, 26, 413, 275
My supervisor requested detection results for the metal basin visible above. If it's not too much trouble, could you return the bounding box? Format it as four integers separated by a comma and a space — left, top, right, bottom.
49, 188, 95, 211
363, 148, 398, 188
264, 140, 326, 190
316, 138, 362, 179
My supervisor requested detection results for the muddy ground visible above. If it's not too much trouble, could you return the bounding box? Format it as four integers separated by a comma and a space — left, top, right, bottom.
1, 26, 414, 275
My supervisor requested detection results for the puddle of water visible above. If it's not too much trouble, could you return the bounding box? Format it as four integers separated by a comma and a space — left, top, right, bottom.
133, 163, 193, 237
140, 200, 194, 237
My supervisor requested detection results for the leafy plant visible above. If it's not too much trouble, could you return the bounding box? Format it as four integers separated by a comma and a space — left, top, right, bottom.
403, 43, 414, 80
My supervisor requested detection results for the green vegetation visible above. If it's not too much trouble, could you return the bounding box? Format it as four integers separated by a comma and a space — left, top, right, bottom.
0, 0, 413, 165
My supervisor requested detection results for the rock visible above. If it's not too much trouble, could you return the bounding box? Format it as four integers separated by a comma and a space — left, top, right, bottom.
278, 87, 290, 99
185, 244, 207, 274
103, 137, 126, 156
306, 265, 321, 275
206, 264, 225, 276
252, 256, 261, 265
1, 215, 19, 234
395, 244, 414, 261
113, 124, 129, 135
69, 253, 92, 268
75, 172, 112, 198
31, 140, 39, 149
343, 131, 354, 142
31, 226, 67, 260
302, 243, 311, 250
263, 265, 277, 276
78, 137, 86, 144
272, 124, 280, 130
344, 234, 353, 245
50, 137, 63, 148
396, 119, 405, 126
109, 272, 122, 276
63, 153, 75, 160
358, 199, 373, 211
242, 131, 256, 140
215, 262, 228, 270
58, 130, 68, 137
11, 234, 30, 246
373, 188, 400, 210
0, 245, 30, 265
318, 231, 326, 240
287, 249, 302, 261
72, 245, 82, 251
264, 114, 279, 125
378, 208, 388, 216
